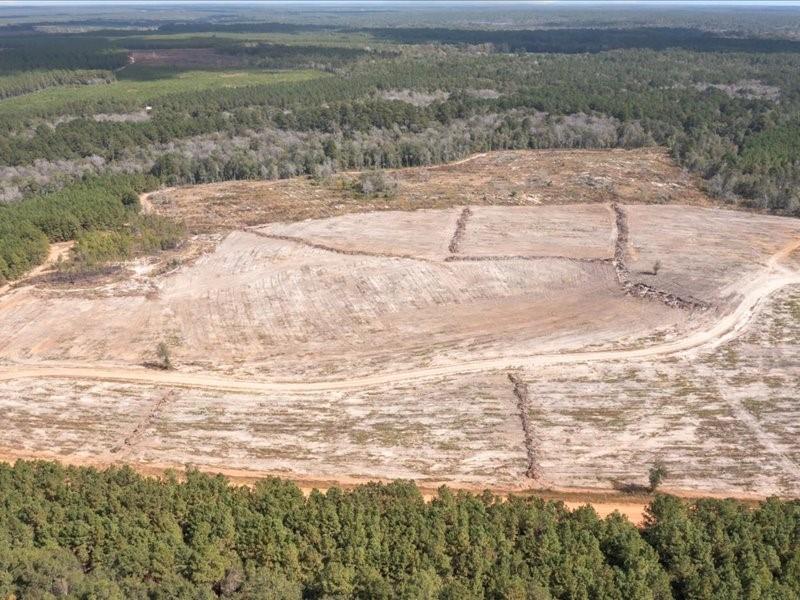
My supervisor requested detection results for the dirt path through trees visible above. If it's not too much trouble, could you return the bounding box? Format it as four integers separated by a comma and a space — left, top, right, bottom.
0, 241, 74, 295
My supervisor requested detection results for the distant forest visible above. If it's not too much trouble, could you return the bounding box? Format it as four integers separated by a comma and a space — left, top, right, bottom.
3, 10, 800, 278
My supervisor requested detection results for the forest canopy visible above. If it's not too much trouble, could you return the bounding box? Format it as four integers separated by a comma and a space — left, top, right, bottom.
1, 15, 800, 221
1, 461, 799, 600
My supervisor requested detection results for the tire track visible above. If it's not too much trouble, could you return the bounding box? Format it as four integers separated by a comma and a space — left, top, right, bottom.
508, 373, 541, 479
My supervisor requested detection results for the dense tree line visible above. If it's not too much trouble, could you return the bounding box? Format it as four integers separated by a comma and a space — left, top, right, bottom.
0, 69, 114, 100
0, 36, 128, 73
365, 26, 800, 54
0, 461, 798, 599
0, 174, 156, 282
2, 40, 799, 214
0, 109, 645, 202
3, 27, 800, 223
149, 112, 643, 186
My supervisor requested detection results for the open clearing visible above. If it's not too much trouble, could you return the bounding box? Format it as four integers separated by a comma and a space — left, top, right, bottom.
0, 68, 321, 120
129, 48, 246, 68
1, 148, 799, 502
148, 148, 711, 233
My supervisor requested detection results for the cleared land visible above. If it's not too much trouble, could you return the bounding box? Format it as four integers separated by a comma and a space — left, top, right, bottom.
1, 285, 799, 500
148, 148, 710, 233
129, 48, 245, 68
1, 149, 799, 502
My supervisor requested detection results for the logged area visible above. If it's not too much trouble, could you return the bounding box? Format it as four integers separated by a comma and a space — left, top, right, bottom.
149, 148, 710, 232
7, 5, 800, 596
2, 149, 800, 498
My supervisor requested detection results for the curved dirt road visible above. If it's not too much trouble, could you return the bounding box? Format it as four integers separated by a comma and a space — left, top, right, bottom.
2, 239, 798, 393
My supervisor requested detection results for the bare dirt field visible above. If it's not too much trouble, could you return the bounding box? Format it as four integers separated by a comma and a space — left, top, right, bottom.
1, 148, 799, 507
129, 48, 245, 68
1, 285, 798, 501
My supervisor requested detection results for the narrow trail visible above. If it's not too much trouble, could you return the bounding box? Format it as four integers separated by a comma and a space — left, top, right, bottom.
2, 240, 798, 393
138, 190, 156, 214
428, 152, 488, 169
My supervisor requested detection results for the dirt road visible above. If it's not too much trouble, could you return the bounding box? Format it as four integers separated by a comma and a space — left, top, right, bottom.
2, 239, 798, 392
0, 241, 73, 296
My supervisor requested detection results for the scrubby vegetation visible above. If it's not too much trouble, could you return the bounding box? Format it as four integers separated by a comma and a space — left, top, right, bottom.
0, 461, 798, 599
355, 170, 396, 197
0, 174, 158, 281
67, 213, 183, 271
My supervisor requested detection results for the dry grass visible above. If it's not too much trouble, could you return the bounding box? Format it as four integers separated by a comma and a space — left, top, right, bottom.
149, 148, 712, 234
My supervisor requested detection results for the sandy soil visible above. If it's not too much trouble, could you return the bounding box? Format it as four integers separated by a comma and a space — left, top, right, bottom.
3, 277, 798, 500
625, 204, 800, 303
2, 203, 797, 379
2, 236, 797, 392
2, 149, 799, 504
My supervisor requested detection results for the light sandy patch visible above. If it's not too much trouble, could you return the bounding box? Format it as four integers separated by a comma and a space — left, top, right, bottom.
2, 206, 796, 382
1, 149, 798, 501
2, 284, 799, 497
459, 204, 614, 259
0, 373, 527, 488
625, 204, 800, 305
257, 207, 461, 260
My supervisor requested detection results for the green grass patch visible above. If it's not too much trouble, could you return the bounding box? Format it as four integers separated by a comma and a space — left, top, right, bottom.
0, 67, 323, 121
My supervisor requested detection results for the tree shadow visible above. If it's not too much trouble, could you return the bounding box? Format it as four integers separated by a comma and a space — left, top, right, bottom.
612, 480, 652, 495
